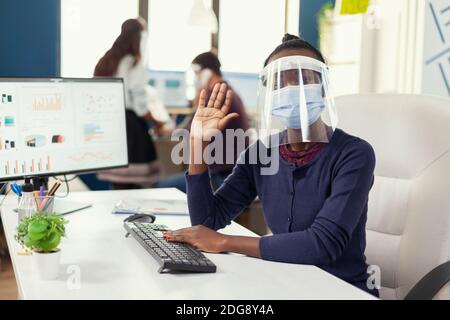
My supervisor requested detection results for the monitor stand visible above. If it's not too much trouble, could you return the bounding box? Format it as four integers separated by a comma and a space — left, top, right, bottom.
52, 199, 93, 215
13, 199, 92, 215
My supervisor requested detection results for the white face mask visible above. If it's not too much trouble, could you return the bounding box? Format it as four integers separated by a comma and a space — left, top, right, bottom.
271, 84, 325, 129
194, 68, 213, 90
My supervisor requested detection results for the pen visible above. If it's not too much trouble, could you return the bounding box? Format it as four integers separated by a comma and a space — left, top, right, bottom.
39, 185, 45, 202
42, 182, 61, 211
34, 191, 42, 210
40, 179, 61, 211
47, 180, 61, 196
11, 183, 22, 197
112, 211, 141, 214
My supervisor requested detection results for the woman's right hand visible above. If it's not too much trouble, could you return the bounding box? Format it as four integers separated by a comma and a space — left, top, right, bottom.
190, 83, 239, 140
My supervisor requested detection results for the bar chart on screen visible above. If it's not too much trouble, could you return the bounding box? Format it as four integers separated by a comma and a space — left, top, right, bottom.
1, 156, 51, 176
32, 94, 62, 112
25, 134, 47, 148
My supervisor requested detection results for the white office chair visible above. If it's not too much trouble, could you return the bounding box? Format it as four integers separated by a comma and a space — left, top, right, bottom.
335, 94, 450, 300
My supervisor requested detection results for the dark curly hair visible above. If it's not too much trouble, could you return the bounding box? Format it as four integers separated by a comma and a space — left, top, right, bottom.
264, 33, 325, 67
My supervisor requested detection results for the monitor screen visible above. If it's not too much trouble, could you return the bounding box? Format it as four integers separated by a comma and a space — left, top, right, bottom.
0, 78, 128, 181
148, 70, 189, 108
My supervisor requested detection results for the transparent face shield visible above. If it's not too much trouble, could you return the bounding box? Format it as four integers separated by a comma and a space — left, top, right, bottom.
256, 55, 338, 147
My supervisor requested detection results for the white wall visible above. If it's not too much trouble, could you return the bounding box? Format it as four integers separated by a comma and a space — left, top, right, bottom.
320, 0, 450, 98
218, 0, 285, 74
421, 0, 450, 97
61, 0, 139, 77
353, 0, 418, 94
147, 0, 212, 71
319, 14, 364, 96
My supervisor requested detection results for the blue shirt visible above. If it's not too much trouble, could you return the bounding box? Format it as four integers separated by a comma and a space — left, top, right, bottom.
186, 129, 378, 296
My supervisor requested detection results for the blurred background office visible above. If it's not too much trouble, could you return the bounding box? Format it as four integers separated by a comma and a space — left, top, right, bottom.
0, 0, 449, 299
0, 0, 450, 189
0, 0, 449, 225
0, 0, 449, 241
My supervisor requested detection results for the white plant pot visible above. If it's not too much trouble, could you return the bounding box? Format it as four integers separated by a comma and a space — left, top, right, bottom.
32, 249, 61, 280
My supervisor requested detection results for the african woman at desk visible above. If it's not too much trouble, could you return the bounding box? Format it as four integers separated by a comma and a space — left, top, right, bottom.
166, 34, 378, 297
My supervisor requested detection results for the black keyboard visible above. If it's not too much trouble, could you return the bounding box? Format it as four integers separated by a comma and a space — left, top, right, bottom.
124, 222, 217, 273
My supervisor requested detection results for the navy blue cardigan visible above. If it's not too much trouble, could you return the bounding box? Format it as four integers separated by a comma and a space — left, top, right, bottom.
186, 129, 378, 296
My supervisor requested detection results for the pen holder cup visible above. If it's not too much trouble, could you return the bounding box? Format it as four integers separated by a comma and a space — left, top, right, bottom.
35, 195, 55, 213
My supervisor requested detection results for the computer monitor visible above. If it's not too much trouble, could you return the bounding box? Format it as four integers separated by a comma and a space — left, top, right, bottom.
0, 77, 128, 182
148, 70, 189, 108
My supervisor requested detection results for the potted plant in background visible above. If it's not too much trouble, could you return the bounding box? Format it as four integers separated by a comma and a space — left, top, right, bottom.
15, 213, 68, 280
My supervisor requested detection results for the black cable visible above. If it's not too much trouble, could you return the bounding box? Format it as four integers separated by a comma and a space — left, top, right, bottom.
55, 175, 78, 182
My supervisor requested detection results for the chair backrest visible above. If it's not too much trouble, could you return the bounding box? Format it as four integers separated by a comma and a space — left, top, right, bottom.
335, 94, 450, 299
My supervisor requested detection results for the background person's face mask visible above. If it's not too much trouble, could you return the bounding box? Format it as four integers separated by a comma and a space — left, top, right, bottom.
194, 68, 213, 90
271, 84, 325, 129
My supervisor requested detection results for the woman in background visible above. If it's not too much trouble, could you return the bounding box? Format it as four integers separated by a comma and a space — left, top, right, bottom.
94, 17, 170, 189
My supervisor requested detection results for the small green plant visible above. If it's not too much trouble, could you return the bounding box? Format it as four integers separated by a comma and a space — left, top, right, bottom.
15, 213, 68, 253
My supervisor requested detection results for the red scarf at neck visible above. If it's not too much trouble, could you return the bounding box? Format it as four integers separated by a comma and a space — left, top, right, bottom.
279, 143, 326, 167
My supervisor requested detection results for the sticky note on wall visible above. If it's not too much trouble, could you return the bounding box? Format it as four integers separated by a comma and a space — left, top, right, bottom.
340, 0, 370, 15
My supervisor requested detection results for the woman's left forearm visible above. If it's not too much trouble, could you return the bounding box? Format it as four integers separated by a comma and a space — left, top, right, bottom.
222, 235, 261, 258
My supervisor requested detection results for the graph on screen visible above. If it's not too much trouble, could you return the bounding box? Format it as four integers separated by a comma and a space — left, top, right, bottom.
1, 93, 13, 104
32, 94, 62, 112
2, 155, 52, 176
83, 123, 105, 142
83, 93, 116, 114
67, 151, 113, 162
0, 78, 128, 180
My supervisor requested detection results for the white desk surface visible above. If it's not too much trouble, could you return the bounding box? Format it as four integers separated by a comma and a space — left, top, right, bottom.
1, 188, 376, 300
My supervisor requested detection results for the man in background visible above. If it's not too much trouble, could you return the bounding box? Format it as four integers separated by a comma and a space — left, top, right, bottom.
154, 51, 249, 192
